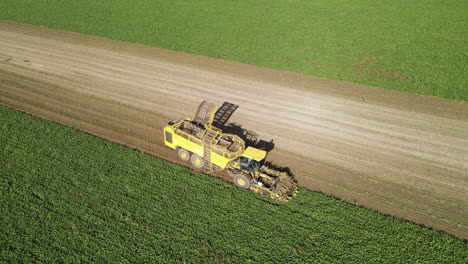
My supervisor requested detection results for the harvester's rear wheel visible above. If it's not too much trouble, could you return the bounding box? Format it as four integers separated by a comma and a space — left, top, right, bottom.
178, 148, 190, 161
190, 154, 204, 168
234, 174, 252, 189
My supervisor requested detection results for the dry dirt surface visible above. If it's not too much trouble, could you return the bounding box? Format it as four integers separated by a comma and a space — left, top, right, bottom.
1, 21, 467, 239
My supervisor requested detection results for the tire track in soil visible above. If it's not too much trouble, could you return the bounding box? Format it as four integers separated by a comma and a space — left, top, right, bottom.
1, 21, 467, 238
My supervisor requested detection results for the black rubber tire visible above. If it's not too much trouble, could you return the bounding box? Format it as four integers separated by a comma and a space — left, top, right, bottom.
190, 154, 205, 168
234, 174, 251, 189
177, 148, 190, 161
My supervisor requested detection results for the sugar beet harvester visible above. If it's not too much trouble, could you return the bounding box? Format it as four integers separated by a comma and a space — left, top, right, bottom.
163, 100, 298, 202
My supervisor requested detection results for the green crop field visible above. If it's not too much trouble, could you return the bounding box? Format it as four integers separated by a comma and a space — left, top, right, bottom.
1, 0, 467, 101
1, 106, 467, 263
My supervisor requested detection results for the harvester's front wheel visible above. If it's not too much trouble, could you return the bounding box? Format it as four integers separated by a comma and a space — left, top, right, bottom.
190, 154, 205, 168
234, 174, 252, 189
178, 148, 190, 161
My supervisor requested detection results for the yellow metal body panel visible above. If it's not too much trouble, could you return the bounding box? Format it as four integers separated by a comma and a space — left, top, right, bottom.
163, 127, 176, 149
210, 151, 231, 169
164, 123, 233, 169
242, 147, 267, 161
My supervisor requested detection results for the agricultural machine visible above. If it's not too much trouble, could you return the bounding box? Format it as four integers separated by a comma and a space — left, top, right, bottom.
163, 100, 298, 202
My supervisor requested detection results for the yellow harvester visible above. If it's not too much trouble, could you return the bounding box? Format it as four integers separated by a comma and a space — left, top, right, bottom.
163, 100, 298, 202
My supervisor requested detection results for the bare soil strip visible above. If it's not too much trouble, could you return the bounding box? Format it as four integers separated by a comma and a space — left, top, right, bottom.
1, 21, 467, 238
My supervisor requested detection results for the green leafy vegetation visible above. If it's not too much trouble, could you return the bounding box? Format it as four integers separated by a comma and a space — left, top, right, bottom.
1, 0, 467, 101
1, 106, 467, 263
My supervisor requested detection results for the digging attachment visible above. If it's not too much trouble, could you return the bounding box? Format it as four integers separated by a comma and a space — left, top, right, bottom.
251, 165, 298, 202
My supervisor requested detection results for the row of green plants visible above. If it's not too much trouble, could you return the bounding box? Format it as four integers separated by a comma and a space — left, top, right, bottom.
1, 106, 466, 263
1, 0, 467, 101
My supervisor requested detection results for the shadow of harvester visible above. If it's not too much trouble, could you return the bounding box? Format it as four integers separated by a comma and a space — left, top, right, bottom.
221, 122, 275, 151
220, 122, 294, 177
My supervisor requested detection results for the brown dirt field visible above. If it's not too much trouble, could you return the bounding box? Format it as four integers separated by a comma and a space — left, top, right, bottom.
1, 21, 467, 239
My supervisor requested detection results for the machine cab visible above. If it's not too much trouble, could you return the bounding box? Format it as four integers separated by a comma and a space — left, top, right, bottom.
239, 147, 267, 172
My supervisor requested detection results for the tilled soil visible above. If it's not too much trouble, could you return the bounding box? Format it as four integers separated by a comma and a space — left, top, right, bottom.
1, 21, 467, 239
